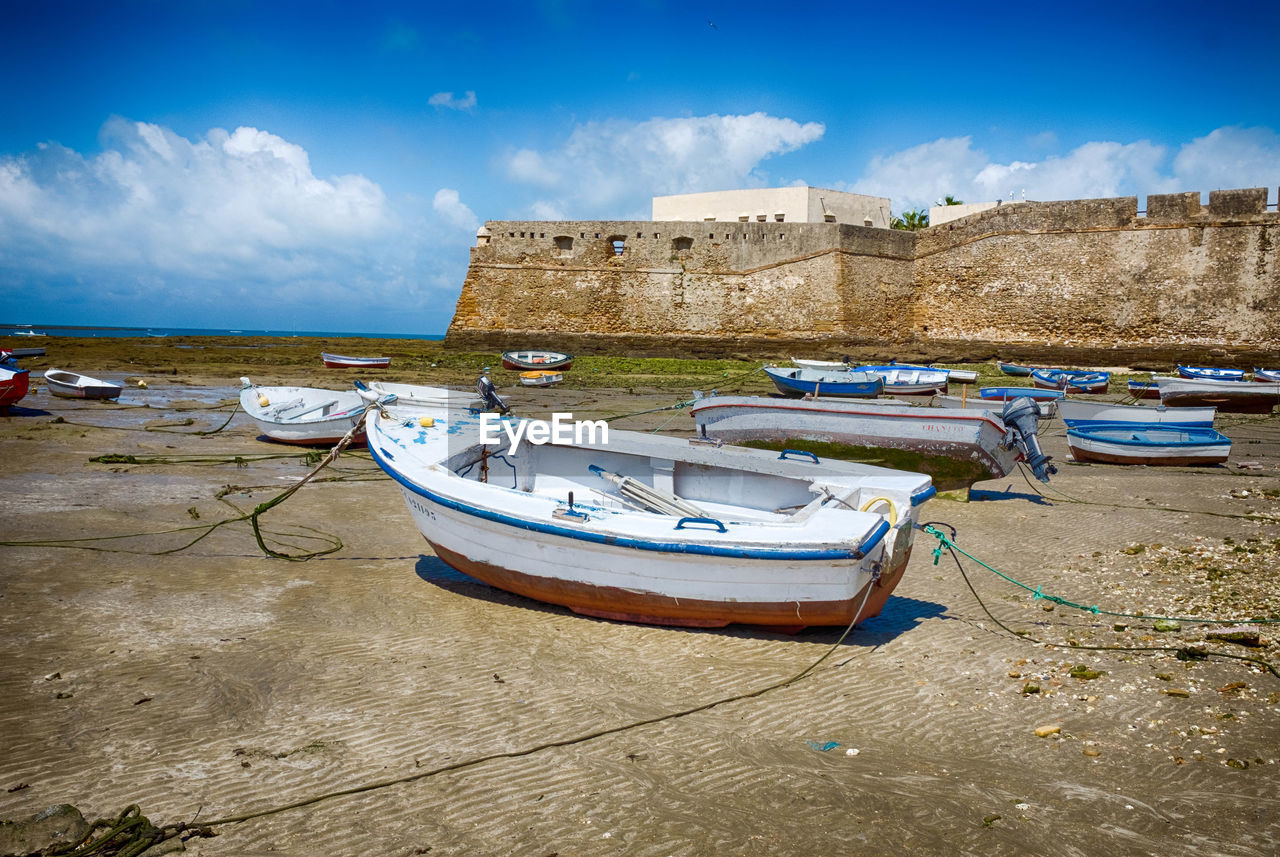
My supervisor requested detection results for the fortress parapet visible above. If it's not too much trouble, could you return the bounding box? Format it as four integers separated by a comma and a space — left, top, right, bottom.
448, 187, 1280, 363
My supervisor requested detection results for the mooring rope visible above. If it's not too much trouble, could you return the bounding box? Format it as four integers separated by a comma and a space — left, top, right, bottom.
0, 408, 378, 561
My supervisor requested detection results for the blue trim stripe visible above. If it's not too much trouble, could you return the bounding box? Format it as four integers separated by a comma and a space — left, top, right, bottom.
370, 441, 889, 561
910, 485, 937, 506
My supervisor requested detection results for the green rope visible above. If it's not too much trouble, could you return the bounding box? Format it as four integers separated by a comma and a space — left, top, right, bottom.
926, 523, 1280, 680
0, 412, 375, 561
919, 523, 1280, 625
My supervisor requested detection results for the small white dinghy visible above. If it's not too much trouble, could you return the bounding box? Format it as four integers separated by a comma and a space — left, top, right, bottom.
240, 378, 376, 445
240, 378, 478, 445
367, 399, 936, 631
43, 368, 123, 400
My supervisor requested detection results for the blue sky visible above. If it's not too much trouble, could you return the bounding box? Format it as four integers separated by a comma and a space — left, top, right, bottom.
2, 0, 1277, 335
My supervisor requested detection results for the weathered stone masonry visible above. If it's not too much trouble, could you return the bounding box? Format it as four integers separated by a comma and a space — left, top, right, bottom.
446, 188, 1280, 365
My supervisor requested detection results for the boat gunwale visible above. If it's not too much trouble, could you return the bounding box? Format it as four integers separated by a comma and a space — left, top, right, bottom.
369, 429, 914, 561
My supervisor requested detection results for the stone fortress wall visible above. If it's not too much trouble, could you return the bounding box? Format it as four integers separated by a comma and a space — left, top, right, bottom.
445, 187, 1279, 365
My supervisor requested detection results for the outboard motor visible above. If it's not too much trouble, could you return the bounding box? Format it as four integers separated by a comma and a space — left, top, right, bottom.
477, 375, 509, 414
1001, 397, 1056, 482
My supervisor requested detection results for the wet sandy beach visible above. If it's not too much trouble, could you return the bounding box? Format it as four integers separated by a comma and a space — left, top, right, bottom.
2, 350, 1279, 856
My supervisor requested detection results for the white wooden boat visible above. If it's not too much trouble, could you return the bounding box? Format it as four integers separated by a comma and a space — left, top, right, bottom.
931, 393, 1056, 419
241, 378, 373, 445
322, 352, 391, 369
689, 395, 1054, 489
367, 403, 937, 631
1255, 368, 1280, 383
43, 368, 123, 400
933, 366, 978, 383
519, 370, 564, 387
1066, 424, 1231, 466
878, 362, 979, 384
240, 379, 475, 445
1153, 375, 1280, 414
791, 357, 849, 369
855, 365, 950, 395
1058, 399, 1216, 429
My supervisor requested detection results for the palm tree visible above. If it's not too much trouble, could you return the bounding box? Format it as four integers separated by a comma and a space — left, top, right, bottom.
890, 208, 930, 231
943, 195, 963, 206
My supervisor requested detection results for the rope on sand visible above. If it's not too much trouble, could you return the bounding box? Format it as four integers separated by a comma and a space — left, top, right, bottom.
0, 408, 380, 561
918, 522, 1280, 679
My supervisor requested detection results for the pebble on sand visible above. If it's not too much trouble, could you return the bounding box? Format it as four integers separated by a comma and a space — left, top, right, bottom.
1034, 725, 1061, 738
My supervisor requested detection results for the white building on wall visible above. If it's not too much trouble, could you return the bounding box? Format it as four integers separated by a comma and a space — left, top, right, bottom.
652, 186, 891, 228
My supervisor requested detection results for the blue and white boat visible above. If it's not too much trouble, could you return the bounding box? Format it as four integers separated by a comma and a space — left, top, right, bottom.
1128, 380, 1160, 399
1066, 424, 1231, 466
853, 365, 949, 395
764, 367, 883, 398
1058, 399, 1215, 429
1177, 365, 1246, 382
1254, 368, 1280, 383
366, 398, 934, 631
979, 386, 1065, 402
997, 361, 1034, 377
1031, 368, 1110, 394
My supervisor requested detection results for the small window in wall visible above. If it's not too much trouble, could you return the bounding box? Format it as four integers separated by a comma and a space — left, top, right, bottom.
774, 213, 785, 222
864, 219, 873, 227
608, 235, 625, 256
823, 214, 836, 223
554, 235, 574, 253
756, 214, 766, 222
672, 236, 693, 253
703, 216, 716, 221
636, 232, 643, 239
737, 214, 750, 222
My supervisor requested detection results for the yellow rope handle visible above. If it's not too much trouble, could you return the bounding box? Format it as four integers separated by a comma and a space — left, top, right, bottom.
859, 496, 898, 526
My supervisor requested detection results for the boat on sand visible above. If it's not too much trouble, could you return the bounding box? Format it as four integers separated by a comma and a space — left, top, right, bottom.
322, 352, 391, 369
1066, 424, 1231, 466
1153, 375, 1280, 414
502, 350, 573, 371
367, 401, 936, 631
43, 369, 123, 400
689, 394, 1054, 490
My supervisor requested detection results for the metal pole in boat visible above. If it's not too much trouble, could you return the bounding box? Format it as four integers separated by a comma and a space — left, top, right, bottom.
481, 444, 489, 484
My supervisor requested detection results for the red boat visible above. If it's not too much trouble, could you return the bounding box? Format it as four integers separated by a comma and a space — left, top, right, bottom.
501, 350, 573, 371
321, 352, 391, 369
0, 360, 32, 412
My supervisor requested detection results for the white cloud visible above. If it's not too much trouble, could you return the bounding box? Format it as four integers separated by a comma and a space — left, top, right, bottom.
502, 112, 825, 218
432, 187, 478, 231
850, 125, 1280, 213
0, 118, 471, 330
0, 118, 397, 279
1171, 126, 1280, 199
428, 91, 477, 111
